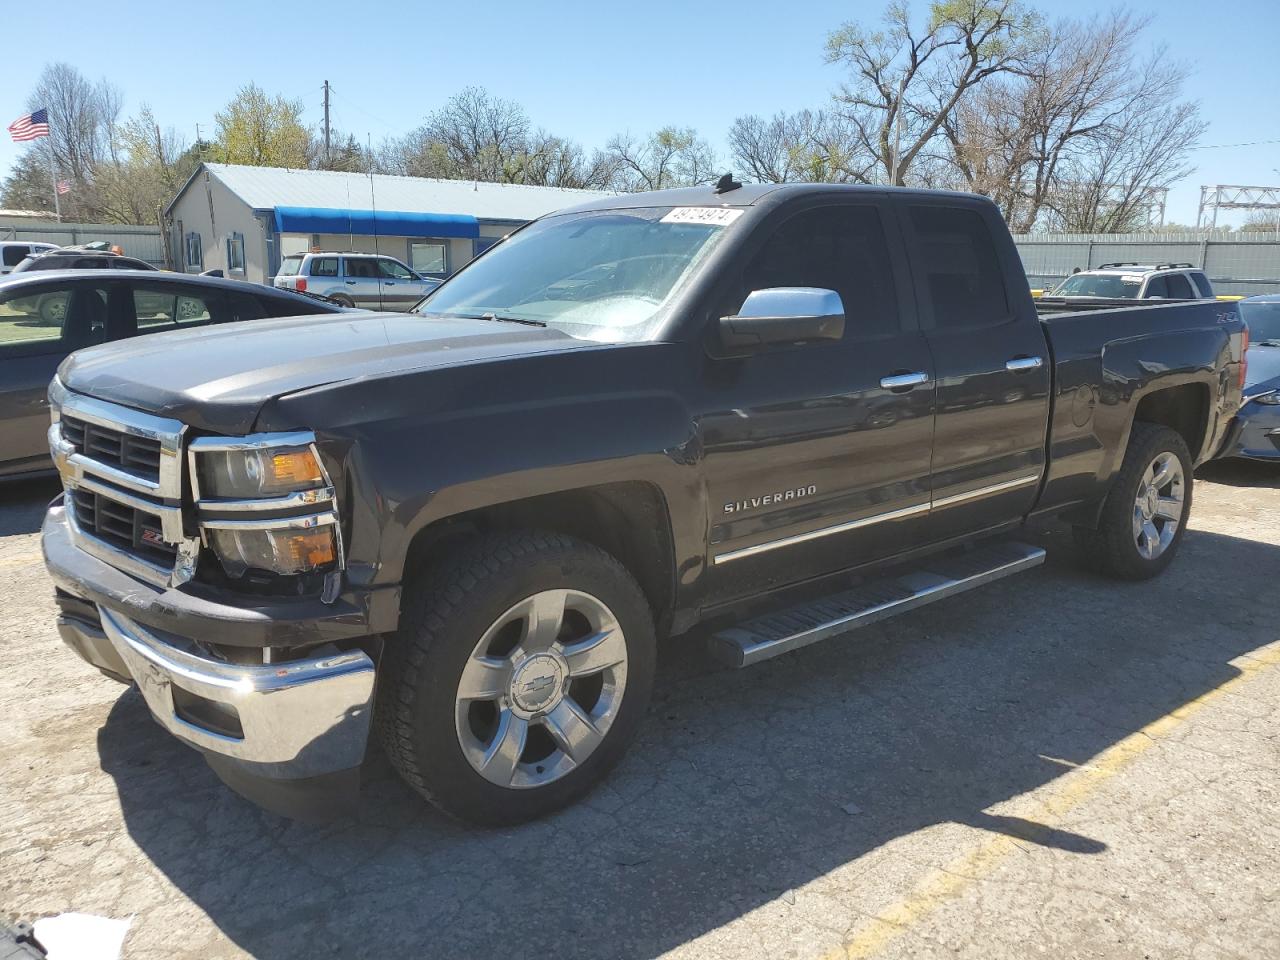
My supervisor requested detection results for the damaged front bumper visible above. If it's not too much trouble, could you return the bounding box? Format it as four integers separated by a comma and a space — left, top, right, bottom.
43, 504, 378, 820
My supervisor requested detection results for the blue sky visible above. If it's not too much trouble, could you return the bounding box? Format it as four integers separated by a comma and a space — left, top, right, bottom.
2, 0, 1276, 226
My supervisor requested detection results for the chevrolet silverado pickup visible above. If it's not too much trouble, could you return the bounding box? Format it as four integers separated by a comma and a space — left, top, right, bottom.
41, 182, 1247, 824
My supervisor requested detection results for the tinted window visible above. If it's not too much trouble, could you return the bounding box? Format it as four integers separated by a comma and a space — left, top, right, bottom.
1165, 273, 1194, 299
1145, 276, 1171, 298
1190, 272, 1214, 298
110, 257, 153, 270
908, 205, 1009, 328
133, 285, 214, 331
2, 246, 29, 267
345, 257, 378, 278
279, 255, 304, 276
310, 257, 339, 277
0, 283, 107, 357
739, 205, 900, 338
377, 258, 414, 280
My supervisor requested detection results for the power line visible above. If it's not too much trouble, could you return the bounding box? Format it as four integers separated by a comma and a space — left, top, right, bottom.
1190, 137, 1280, 150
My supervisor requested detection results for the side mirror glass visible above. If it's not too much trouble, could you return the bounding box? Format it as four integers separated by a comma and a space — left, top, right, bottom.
717, 287, 845, 353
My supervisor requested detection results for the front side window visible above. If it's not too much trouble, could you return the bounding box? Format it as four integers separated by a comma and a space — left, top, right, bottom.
908, 205, 1009, 328
1165, 274, 1194, 299
415, 206, 739, 342
735, 205, 900, 338
411, 241, 448, 276
1145, 276, 1171, 298
378, 258, 415, 280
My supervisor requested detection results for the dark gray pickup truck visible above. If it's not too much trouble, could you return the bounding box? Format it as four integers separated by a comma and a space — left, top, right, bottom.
41, 183, 1246, 823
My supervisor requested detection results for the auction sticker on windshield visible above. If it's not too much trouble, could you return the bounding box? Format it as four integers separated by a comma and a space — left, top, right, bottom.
660, 207, 744, 227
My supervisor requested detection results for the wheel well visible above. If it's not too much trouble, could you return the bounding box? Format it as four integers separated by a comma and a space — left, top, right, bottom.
405, 482, 676, 627
1133, 384, 1210, 459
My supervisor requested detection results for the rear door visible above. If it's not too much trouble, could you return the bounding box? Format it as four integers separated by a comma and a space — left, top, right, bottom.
342, 257, 382, 308
0, 279, 106, 477
897, 199, 1051, 542
698, 198, 936, 603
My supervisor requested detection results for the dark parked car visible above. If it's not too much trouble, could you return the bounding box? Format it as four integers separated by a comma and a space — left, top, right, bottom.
12, 246, 159, 273
1219, 295, 1280, 461
0, 270, 345, 479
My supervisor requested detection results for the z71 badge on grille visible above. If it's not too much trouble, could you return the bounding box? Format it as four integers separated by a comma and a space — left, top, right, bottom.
724, 485, 817, 514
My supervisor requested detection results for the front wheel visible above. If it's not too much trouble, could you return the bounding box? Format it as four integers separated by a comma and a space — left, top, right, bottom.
377, 531, 656, 825
1073, 422, 1193, 580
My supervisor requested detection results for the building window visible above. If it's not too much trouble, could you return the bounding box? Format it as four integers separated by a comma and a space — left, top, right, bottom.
410, 240, 447, 277
226, 232, 245, 273
185, 232, 202, 269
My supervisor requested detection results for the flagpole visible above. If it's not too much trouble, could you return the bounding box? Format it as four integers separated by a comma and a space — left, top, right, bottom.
47, 151, 61, 222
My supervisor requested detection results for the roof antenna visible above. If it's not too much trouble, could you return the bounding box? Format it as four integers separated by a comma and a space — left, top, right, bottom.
714, 172, 742, 194
368, 134, 380, 260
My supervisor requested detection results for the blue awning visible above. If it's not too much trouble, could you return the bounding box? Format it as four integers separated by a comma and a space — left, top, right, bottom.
273, 206, 479, 239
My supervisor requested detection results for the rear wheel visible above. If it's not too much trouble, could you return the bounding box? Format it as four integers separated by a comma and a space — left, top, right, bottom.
1073, 422, 1192, 580
377, 531, 655, 825
329, 294, 354, 308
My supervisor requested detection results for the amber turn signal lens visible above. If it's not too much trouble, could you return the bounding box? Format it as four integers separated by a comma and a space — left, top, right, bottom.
283, 528, 336, 569
270, 450, 324, 487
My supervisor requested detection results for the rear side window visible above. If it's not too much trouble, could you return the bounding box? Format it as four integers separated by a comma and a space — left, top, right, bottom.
908, 205, 1009, 329
1190, 272, 1214, 298
2, 246, 29, 267
1164, 274, 1194, 299
310, 257, 339, 277
133, 285, 214, 331
1145, 276, 1170, 298
738, 204, 900, 338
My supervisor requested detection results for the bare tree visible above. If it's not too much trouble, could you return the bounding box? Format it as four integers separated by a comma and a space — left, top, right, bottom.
825, 0, 1043, 185
602, 127, 718, 191
728, 109, 876, 183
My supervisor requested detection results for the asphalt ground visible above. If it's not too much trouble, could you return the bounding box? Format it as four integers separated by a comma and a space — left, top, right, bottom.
2, 461, 1278, 960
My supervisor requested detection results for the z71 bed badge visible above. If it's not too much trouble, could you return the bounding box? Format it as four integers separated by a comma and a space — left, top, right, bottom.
724, 485, 817, 514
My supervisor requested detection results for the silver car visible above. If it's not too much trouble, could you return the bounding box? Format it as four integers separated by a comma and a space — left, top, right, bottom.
273, 252, 439, 311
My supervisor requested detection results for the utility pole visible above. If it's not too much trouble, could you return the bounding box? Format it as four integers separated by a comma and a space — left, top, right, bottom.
323, 80, 331, 167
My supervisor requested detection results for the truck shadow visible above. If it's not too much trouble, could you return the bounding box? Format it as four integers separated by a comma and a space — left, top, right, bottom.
1195, 458, 1280, 489
96, 523, 1277, 960
0, 476, 60, 536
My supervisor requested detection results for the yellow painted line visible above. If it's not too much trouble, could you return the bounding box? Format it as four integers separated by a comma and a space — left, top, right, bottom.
822, 643, 1280, 960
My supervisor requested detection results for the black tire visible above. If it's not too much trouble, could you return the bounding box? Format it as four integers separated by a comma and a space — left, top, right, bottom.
330, 294, 355, 308
1072, 422, 1193, 580
377, 531, 656, 825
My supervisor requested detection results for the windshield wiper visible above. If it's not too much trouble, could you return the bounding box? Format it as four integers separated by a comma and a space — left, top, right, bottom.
442, 311, 546, 328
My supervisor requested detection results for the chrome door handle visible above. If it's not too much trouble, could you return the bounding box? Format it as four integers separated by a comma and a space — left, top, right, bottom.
345, 280, 356, 285
879, 371, 930, 390
1006, 356, 1043, 372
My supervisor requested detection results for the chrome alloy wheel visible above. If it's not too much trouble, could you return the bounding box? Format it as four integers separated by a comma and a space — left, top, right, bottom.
454, 589, 628, 789
1132, 451, 1185, 560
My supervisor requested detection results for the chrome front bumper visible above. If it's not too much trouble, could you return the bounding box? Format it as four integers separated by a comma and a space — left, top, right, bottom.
63, 604, 375, 782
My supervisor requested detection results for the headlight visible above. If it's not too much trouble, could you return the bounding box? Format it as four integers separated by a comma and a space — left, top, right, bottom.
205, 520, 338, 578
196, 443, 326, 500
1251, 390, 1280, 405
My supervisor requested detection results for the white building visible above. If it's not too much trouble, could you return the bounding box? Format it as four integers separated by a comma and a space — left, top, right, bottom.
163, 163, 613, 284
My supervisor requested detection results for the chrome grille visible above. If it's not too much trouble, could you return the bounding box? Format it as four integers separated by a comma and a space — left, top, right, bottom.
49, 379, 196, 587
61, 416, 163, 479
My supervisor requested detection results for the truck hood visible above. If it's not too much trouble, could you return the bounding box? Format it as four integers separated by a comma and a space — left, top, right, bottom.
58, 311, 587, 434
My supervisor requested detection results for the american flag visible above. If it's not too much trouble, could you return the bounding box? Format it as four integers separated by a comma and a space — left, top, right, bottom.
56, 179, 70, 195
8, 108, 50, 142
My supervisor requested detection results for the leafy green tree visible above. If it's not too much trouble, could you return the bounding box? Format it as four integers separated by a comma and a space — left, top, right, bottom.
213, 84, 310, 168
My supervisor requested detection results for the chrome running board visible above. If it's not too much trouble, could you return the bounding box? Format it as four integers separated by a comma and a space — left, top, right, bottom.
709, 541, 1046, 668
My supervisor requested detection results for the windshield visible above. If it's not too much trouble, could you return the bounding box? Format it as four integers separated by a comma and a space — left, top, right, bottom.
413, 206, 740, 342
1051, 273, 1141, 298
1241, 300, 1280, 343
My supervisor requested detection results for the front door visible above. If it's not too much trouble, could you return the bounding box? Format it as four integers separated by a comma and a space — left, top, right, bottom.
376, 257, 422, 311
896, 199, 1051, 541
697, 199, 936, 606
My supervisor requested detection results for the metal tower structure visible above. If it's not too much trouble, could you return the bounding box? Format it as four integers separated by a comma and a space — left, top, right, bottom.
1197, 184, 1280, 229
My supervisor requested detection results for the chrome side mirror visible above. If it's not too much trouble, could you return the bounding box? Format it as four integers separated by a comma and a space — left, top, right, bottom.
718, 287, 845, 353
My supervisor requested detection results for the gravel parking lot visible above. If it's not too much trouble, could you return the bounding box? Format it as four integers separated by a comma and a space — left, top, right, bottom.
2, 463, 1278, 960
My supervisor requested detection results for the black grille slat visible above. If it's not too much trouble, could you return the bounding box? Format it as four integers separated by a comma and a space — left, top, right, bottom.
70, 487, 175, 565
61, 417, 162, 480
